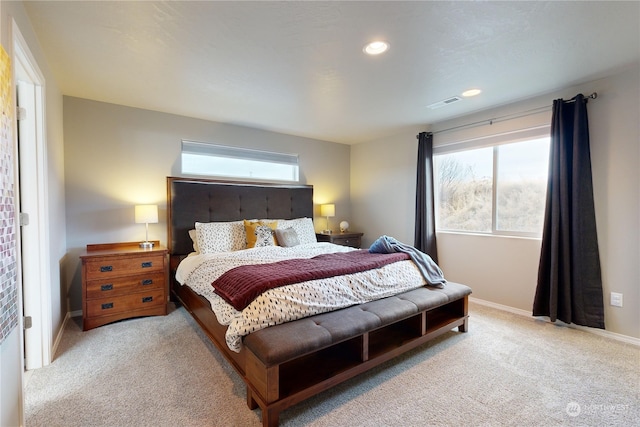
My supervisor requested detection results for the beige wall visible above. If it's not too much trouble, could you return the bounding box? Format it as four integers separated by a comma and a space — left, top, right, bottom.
587, 65, 640, 338
351, 125, 426, 247
63, 97, 351, 312
352, 64, 640, 339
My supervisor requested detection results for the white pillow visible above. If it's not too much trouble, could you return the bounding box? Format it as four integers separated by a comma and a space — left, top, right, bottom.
195, 221, 246, 253
277, 217, 317, 245
188, 229, 200, 254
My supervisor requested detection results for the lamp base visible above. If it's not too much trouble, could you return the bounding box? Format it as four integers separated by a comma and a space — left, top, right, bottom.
322, 229, 333, 234
139, 241, 154, 249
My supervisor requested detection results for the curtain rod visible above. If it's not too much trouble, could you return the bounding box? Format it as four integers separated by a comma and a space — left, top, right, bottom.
424, 92, 598, 136
564, 92, 598, 103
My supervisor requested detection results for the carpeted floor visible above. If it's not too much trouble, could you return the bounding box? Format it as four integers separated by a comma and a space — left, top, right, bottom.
25, 302, 639, 426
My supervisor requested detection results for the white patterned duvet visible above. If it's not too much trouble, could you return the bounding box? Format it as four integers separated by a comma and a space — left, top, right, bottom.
176, 242, 426, 352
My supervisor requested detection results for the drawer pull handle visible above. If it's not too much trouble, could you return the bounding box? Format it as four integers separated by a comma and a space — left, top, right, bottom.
142, 279, 153, 285
141, 261, 153, 268
100, 266, 113, 272
101, 284, 113, 291
142, 296, 153, 303
101, 302, 114, 310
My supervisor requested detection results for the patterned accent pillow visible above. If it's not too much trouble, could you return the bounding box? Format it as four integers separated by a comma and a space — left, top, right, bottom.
254, 225, 277, 247
277, 217, 317, 245
244, 220, 278, 248
275, 227, 300, 247
195, 221, 245, 253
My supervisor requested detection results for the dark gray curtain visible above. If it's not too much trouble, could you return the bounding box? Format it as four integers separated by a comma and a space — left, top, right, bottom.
533, 94, 605, 328
414, 132, 438, 263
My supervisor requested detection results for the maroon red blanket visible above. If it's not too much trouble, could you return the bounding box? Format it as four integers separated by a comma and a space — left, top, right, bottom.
212, 249, 410, 311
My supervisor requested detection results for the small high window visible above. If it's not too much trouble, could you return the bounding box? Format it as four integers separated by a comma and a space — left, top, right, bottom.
181, 140, 299, 182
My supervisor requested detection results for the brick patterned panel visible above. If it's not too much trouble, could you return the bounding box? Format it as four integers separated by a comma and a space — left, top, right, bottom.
0, 45, 17, 345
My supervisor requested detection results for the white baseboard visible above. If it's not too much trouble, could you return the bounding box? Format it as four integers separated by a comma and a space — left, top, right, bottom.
51, 310, 83, 360
469, 297, 640, 347
51, 312, 69, 360
470, 297, 531, 317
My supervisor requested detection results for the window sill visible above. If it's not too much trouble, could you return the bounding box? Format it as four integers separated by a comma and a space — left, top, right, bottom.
436, 230, 542, 241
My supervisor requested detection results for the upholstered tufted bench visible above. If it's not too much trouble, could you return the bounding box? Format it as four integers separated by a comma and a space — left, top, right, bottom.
242, 282, 472, 426
244, 281, 471, 366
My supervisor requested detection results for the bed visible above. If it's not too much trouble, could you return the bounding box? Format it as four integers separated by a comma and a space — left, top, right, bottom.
167, 176, 471, 427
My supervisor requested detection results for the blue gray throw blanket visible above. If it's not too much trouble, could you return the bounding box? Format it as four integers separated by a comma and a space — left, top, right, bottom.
369, 235, 446, 288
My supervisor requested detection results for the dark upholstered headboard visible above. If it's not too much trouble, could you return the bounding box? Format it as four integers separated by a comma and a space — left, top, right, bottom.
167, 177, 314, 256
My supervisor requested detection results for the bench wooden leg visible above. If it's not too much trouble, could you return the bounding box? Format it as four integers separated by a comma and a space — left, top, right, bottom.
248, 387, 279, 427
262, 407, 279, 427
247, 388, 258, 410
459, 317, 469, 332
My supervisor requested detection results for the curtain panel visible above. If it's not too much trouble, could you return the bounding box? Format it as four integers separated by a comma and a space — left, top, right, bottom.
533, 94, 605, 329
414, 132, 438, 263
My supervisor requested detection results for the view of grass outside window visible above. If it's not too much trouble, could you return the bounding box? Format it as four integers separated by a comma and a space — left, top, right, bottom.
434, 136, 550, 236
181, 140, 299, 182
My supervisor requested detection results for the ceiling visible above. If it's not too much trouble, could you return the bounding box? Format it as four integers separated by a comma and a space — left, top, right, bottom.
23, 1, 639, 144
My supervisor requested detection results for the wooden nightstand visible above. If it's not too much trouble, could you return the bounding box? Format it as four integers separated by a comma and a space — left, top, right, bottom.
80, 241, 168, 331
316, 232, 364, 248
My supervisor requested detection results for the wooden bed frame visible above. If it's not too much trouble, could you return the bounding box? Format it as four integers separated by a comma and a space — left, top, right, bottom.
167, 176, 469, 426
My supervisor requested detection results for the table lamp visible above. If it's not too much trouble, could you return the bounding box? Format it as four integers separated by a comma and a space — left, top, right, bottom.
135, 204, 158, 248
320, 204, 335, 234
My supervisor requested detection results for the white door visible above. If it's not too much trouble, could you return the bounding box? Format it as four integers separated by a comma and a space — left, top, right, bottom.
14, 22, 51, 371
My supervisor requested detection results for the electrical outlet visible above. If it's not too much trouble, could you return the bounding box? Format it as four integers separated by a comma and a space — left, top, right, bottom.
610, 292, 623, 307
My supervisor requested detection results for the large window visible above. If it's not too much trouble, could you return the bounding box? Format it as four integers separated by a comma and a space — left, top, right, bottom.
434, 133, 550, 237
181, 140, 299, 182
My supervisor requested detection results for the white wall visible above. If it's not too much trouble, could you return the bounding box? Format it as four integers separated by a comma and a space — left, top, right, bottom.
63, 97, 351, 312
352, 64, 640, 339
0, 328, 22, 427
1, 1, 66, 425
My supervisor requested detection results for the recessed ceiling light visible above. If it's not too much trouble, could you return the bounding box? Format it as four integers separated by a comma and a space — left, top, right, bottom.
462, 89, 482, 97
363, 41, 389, 55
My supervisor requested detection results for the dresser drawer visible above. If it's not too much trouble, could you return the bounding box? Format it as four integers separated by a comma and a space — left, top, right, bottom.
85, 271, 165, 299
331, 236, 360, 247
316, 232, 363, 248
85, 289, 166, 318
84, 254, 165, 280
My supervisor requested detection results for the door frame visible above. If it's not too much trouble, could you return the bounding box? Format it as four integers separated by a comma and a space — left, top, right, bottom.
13, 19, 52, 370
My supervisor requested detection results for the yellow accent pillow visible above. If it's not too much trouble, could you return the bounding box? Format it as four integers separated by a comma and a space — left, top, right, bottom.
244, 220, 278, 248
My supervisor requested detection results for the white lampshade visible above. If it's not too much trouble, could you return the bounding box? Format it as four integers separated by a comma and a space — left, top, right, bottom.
135, 205, 158, 249
135, 205, 158, 224
320, 204, 335, 218
320, 204, 335, 234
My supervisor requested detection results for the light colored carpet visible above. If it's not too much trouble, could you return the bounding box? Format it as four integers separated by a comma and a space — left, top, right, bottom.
25, 302, 639, 427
